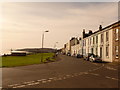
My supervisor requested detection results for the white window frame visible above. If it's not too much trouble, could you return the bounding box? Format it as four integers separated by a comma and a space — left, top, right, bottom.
116, 46, 119, 58
106, 31, 109, 42
116, 29, 118, 41
101, 33, 104, 43
106, 46, 109, 58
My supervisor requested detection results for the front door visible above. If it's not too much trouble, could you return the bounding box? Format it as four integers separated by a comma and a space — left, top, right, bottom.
100, 47, 102, 58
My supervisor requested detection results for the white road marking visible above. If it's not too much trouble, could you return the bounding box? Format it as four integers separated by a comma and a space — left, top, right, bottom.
74, 73, 79, 76
41, 79, 47, 81
63, 77, 66, 79
24, 81, 35, 84
34, 82, 40, 85
56, 78, 62, 80
27, 83, 35, 86
105, 76, 118, 81
8, 64, 106, 88
66, 75, 70, 77
16, 85, 26, 88
8, 84, 19, 87
89, 73, 99, 76
106, 76, 111, 79
47, 80, 52, 82
78, 73, 82, 75
106, 67, 117, 71
71, 75, 74, 77
48, 78, 54, 80
41, 81, 47, 83
8, 85, 15, 87
12, 87, 17, 88
57, 78, 62, 80
37, 80, 42, 82
111, 78, 119, 81
84, 72, 88, 74
91, 64, 104, 71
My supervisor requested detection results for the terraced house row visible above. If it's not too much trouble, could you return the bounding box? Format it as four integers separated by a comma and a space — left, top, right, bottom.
63, 21, 120, 62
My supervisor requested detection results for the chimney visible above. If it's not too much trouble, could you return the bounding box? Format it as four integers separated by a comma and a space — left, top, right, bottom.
83, 29, 85, 38
70, 37, 75, 41
89, 30, 93, 35
99, 25, 102, 31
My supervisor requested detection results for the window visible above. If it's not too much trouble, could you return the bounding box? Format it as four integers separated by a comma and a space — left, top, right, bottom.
96, 35, 98, 44
106, 31, 109, 42
83, 40, 86, 46
106, 46, 109, 57
101, 34, 104, 43
88, 47, 89, 53
85, 40, 86, 46
91, 48, 94, 54
88, 39, 89, 45
90, 37, 91, 45
90, 38, 91, 45
96, 47, 98, 55
116, 46, 118, 58
116, 29, 118, 40
93, 37, 95, 44
100, 47, 102, 58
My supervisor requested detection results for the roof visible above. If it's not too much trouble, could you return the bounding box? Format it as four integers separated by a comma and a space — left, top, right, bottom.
85, 20, 120, 38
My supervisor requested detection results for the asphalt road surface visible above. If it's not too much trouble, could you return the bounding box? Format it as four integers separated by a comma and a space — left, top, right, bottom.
2, 54, 119, 88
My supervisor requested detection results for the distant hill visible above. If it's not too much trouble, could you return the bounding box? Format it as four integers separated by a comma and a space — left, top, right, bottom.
15, 48, 56, 53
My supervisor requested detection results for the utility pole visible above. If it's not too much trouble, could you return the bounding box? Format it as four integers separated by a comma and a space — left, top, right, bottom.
41, 30, 49, 63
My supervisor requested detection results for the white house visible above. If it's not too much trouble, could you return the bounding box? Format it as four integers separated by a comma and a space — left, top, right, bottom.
82, 25, 115, 62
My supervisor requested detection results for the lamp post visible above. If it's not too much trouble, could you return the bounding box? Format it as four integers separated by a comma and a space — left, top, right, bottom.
54, 42, 58, 49
41, 30, 49, 63
54, 42, 58, 53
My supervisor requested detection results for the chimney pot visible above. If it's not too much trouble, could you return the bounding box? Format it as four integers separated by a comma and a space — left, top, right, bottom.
99, 25, 102, 30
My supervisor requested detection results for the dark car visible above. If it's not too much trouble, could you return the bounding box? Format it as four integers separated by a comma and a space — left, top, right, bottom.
67, 52, 71, 56
62, 53, 66, 55
83, 53, 94, 61
76, 54, 83, 58
89, 55, 102, 62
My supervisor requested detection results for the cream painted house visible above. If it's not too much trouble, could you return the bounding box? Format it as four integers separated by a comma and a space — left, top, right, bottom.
71, 44, 80, 56
64, 21, 119, 62
82, 21, 119, 62
65, 41, 71, 54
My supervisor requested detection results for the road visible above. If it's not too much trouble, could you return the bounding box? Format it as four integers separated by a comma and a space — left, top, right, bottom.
2, 54, 119, 88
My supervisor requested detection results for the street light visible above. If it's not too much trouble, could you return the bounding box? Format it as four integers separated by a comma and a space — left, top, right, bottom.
54, 42, 58, 53
41, 30, 49, 63
54, 42, 58, 49
42, 30, 49, 49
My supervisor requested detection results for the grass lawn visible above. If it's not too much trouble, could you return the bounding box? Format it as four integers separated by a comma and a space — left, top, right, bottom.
0, 53, 55, 67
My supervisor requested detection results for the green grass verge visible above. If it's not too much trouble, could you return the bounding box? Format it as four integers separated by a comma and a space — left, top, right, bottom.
0, 53, 55, 67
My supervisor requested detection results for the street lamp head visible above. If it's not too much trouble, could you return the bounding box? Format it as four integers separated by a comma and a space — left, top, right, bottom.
45, 30, 49, 32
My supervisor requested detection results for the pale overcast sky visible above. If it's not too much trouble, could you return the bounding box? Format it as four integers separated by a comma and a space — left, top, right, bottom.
1, 2, 118, 54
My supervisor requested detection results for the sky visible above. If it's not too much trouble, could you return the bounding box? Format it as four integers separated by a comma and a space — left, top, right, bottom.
0, 2, 118, 54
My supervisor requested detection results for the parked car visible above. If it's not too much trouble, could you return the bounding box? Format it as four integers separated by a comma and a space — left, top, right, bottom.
76, 54, 83, 58
55, 52, 59, 56
89, 55, 102, 62
67, 52, 71, 56
62, 53, 66, 55
83, 53, 94, 61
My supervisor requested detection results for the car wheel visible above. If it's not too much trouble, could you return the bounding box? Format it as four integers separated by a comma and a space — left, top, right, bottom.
90, 59, 93, 62
90, 59, 92, 62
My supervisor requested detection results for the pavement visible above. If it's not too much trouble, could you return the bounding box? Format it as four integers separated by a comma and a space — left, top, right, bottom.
2, 54, 119, 88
